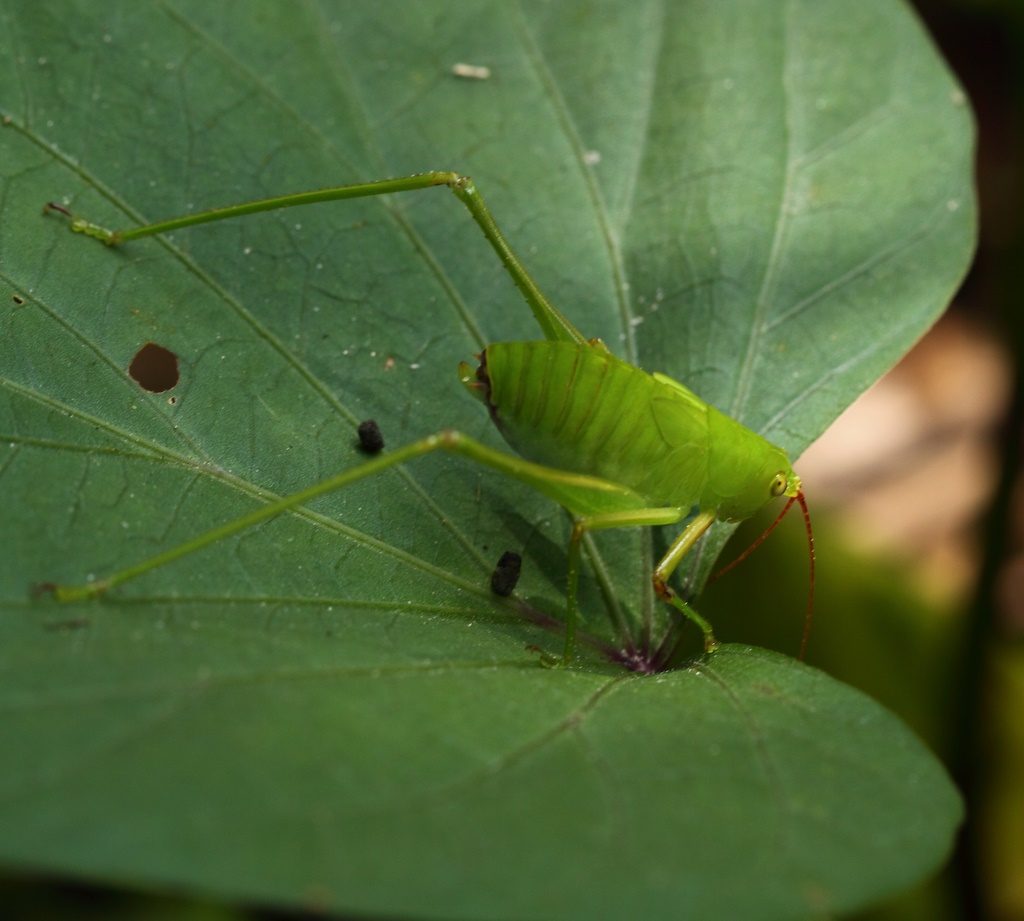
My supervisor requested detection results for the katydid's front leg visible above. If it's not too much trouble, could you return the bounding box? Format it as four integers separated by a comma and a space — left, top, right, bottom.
651, 511, 719, 652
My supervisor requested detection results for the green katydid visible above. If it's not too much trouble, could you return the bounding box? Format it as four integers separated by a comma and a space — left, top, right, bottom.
42, 171, 813, 671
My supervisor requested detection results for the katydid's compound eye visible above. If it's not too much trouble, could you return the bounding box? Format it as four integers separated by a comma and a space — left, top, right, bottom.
770, 472, 788, 497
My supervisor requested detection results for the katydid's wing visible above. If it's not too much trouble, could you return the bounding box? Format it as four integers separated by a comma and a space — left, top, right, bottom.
651, 372, 707, 409
645, 383, 711, 510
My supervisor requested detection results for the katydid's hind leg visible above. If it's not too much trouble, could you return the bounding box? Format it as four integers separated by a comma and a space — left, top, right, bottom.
45, 172, 588, 345
40, 428, 637, 665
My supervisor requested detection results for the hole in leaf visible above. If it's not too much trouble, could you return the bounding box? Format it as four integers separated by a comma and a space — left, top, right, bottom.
129, 341, 179, 393
12, 294, 24, 305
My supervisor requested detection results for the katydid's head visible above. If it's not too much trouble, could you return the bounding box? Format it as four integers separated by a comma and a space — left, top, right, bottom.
703, 406, 815, 659
714, 455, 800, 522
710, 472, 816, 661
703, 426, 816, 657
704, 406, 800, 522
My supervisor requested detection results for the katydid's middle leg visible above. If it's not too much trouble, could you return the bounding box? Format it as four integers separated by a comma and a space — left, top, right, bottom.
553, 507, 715, 668
562, 507, 722, 664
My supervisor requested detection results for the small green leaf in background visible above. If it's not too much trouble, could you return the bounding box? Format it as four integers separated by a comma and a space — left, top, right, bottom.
0, 1, 973, 919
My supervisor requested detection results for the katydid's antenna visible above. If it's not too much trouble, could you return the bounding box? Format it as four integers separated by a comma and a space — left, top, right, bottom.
710, 491, 815, 659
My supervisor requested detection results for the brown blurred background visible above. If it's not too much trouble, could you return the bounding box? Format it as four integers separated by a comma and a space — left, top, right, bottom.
801, 2, 1024, 918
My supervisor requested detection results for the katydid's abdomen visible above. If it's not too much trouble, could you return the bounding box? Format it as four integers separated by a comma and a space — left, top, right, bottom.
475, 340, 798, 524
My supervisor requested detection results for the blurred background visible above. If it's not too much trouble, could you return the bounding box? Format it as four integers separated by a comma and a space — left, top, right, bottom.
819, 2, 1024, 917
708, 1, 1024, 918
2, 0, 1019, 918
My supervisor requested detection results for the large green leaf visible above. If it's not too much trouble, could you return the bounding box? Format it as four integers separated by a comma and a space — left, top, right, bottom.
0, 1, 972, 919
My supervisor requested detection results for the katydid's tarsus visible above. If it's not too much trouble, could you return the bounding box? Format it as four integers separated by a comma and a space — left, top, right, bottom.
42, 171, 814, 671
